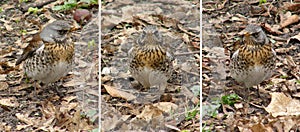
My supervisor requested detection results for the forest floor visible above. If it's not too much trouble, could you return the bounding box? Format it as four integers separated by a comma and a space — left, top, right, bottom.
203, 0, 300, 131
0, 0, 98, 131
101, 0, 200, 131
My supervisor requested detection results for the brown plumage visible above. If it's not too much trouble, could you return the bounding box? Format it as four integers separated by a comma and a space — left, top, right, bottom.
16, 20, 74, 84
129, 26, 173, 89
230, 24, 276, 88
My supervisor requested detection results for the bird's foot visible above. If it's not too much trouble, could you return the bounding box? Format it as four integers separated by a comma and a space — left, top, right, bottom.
149, 86, 160, 93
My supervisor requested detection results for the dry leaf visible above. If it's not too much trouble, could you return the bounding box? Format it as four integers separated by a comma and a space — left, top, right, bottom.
265, 92, 300, 117
292, 92, 300, 98
280, 14, 300, 28
136, 104, 164, 122
62, 96, 77, 103
101, 114, 120, 131
60, 102, 78, 113
286, 55, 296, 67
287, 32, 300, 44
103, 84, 136, 101
0, 97, 19, 107
153, 102, 178, 113
250, 123, 268, 132
41, 101, 56, 119
0, 82, 8, 91
15, 113, 33, 125
262, 23, 283, 35
63, 79, 85, 87
234, 103, 243, 109
0, 75, 6, 81
165, 124, 181, 131
0, 19, 13, 31
283, 118, 296, 132
16, 124, 30, 131
284, 3, 300, 12
275, 45, 297, 53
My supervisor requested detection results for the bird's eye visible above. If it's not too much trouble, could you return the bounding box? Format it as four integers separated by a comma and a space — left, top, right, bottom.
252, 32, 260, 38
153, 30, 161, 38
58, 30, 67, 35
140, 31, 146, 38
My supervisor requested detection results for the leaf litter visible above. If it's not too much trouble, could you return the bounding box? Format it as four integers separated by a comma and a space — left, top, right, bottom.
203, 0, 300, 131
0, 1, 98, 131
101, 0, 200, 131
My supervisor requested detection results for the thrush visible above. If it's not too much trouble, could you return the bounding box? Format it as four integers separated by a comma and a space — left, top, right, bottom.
16, 20, 75, 85
129, 26, 173, 92
230, 24, 276, 92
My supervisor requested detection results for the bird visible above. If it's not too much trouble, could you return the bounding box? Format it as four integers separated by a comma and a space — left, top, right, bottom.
16, 20, 75, 86
230, 24, 276, 95
129, 25, 173, 92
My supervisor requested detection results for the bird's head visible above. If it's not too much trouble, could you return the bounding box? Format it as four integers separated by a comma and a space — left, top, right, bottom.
40, 20, 73, 43
136, 25, 163, 46
241, 24, 269, 46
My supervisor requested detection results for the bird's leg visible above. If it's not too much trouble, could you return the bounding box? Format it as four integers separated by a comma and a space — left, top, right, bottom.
256, 85, 260, 97
34, 81, 37, 95
129, 77, 145, 91
146, 85, 164, 103
32, 81, 42, 96
149, 82, 166, 93
244, 87, 250, 115
53, 83, 64, 96
149, 86, 159, 93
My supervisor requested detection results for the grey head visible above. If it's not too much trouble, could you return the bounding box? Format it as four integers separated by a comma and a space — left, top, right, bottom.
39, 20, 72, 43
241, 24, 269, 45
136, 25, 163, 46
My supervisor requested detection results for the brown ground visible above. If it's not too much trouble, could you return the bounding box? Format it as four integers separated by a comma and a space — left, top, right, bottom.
101, 0, 200, 131
0, 0, 98, 131
203, 0, 300, 131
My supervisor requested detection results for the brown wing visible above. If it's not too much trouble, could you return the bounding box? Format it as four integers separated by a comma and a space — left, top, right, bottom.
15, 34, 43, 65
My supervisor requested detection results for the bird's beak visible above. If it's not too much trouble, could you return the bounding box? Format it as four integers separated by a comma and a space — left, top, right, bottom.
243, 32, 251, 39
65, 26, 77, 36
242, 31, 253, 44
243, 32, 251, 37
69, 26, 77, 32
238, 28, 248, 35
